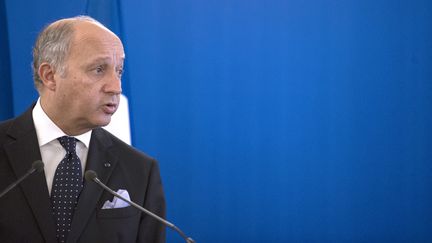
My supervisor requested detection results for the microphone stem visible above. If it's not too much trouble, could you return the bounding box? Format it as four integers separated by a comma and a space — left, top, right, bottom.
93, 178, 195, 243
0, 168, 35, 198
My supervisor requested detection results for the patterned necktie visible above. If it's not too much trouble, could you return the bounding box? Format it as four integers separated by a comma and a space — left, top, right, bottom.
51, 136, 83, 243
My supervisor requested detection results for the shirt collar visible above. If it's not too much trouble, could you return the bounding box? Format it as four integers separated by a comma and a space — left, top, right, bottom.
32, 98, 92, 147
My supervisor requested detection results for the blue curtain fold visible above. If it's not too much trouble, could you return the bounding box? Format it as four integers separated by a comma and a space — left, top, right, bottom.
0, 0, 13, 120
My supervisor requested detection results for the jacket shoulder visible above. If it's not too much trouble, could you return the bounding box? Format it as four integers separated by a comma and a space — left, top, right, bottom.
94, 127, 156, 164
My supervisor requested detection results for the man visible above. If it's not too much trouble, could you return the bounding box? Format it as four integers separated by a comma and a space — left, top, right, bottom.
0, 16, 166, 243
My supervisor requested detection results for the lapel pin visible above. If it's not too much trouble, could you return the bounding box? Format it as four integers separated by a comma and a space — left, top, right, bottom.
104, 162, 111, 168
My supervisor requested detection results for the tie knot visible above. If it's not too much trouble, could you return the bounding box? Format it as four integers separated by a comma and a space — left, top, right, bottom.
57, 136, 77, 154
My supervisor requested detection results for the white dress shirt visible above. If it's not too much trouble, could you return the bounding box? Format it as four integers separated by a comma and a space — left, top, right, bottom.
32, 98, 92, 195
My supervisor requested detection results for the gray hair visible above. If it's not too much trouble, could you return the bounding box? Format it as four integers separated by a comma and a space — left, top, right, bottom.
32, 16, 102, 91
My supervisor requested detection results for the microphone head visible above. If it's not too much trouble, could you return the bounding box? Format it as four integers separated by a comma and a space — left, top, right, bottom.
32, 160, 44, 173
84, 170, 98, 182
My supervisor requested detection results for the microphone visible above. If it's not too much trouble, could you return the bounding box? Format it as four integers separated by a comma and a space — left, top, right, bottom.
0, 160, 45, 198
84, 170, 195, 243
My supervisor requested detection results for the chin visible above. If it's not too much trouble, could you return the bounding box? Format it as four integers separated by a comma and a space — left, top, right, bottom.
94, 116, 112, 128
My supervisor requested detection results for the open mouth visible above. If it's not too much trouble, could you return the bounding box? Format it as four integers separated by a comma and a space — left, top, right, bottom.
103, 103, 118, 114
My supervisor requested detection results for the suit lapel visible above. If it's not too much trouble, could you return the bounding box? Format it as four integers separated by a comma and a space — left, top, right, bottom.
67, 128, 119, 243
3, 107, 57, 243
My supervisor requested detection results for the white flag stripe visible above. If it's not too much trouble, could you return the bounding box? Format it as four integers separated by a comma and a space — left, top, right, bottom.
104, 94, 132, 145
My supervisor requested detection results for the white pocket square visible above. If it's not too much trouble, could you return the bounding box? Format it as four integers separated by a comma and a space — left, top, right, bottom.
102, 189, 131, 209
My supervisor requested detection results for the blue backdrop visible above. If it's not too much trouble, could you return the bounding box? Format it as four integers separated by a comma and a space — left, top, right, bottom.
1, 0, 432, 242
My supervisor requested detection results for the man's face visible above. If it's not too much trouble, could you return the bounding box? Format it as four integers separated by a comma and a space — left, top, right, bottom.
51, 22, 125, 134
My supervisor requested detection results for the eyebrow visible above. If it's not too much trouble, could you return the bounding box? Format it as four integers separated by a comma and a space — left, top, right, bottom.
85, 56, 125, 67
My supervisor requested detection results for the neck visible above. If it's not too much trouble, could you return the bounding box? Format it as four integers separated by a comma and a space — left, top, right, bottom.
39, 96, 93, 136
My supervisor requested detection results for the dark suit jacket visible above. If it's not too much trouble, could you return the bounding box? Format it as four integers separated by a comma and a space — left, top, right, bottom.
0, 106, 166, 243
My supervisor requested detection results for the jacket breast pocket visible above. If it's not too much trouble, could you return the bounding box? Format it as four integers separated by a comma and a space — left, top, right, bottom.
90, 205, 141, 242
97, 205, 139, 219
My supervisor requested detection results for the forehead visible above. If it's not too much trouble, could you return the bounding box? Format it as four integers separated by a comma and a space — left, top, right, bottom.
68, 21, 125, 62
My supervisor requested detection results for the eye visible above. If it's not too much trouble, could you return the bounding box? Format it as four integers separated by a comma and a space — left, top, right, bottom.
95, 66, 104, 74
117, 68, 124, 77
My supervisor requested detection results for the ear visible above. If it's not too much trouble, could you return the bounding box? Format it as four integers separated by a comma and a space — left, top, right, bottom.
38, 63, 57, 91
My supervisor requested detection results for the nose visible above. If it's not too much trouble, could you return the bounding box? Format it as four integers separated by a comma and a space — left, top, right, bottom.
103, 70, 122, 94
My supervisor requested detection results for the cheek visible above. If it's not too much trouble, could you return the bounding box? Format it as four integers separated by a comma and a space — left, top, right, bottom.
68, 76, 94, 96
59, 74, 104, 107
75, 86, 104, 109
58, 83, 89, 105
